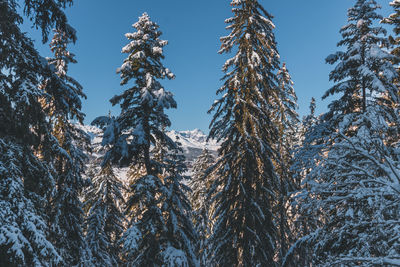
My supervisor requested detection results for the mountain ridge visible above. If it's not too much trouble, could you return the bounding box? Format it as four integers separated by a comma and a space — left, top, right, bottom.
80, 125, 219, 178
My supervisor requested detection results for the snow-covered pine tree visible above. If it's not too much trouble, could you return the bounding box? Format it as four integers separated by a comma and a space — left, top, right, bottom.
102, 13, 197, 266
85, 162, 125, 267
291, 1, 400, 265
122, 171, 166, 266
109, 12, 176, 170
300, 107, 400, 266
161, 141, 198, 267
44, 28, 92, 266
284, 97, 321, 267
208, 0, 286, 265
322, 0, 398, 134
189, 148, 215, 266
382, 0, 400, 146
383, 0, 400, 57
274, 63, 299, 266
290, 98, 319, 186
300, 97, 317, 143
0, 0, 76, 265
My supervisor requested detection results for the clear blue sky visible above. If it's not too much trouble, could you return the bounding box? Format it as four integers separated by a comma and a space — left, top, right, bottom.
21, 0, 393, 132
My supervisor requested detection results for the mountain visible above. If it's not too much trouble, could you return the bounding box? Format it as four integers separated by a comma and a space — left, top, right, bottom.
167, 129, 219, 168
80, 125, 218, 179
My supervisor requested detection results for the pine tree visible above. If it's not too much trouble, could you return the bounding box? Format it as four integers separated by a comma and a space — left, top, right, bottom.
189, 148, 215, 266
122, 171, 166, 266
274, 63, 299, 266
208, 0, 287, 265
382, 0, 400, 146
0, 0, 76, 265
44, 28, 92, 266
291, 97, 320, 190
300, 98, 317, 141
301, 107, 400, 266
121, 141, 198, 267
161, 142, 198, 267
85, 162, 125, 267
322, 0, 398, 133
284, 98, 320, 267
292, 1, 400, 265
101, 13, 197, 266
382, 0, 400, 57
108, 12, 176, 169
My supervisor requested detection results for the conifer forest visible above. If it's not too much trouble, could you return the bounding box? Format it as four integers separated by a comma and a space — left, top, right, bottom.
3, 0, 400, 266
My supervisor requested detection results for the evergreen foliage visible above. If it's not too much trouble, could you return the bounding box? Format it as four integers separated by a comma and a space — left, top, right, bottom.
44, 28, 92, 266
107, 12, 176, 169
121, 143, 198, 267
207, 0, 289, 265
161, 143, 198, 267
298, 107, 400, 266
98, 13, 198, 266
274, 63, 299, 266
0, 0, 76, 265
383, 0, 400, 57
322, 0, 398, 133
4, 1, 400, 266
285, 98, 320, 267
85, 162, 125, 267
290, 1, 400, 265
189, 148, 215, 266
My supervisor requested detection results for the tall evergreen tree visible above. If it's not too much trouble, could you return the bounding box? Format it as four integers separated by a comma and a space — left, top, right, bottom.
299, 107, 400, 266
291, 1, 400, 265
44, 28, 92, 266
207, 0, 289, 265
161, 142, 198, 267
274, 63, 299, 266
322, 0, 398, 133
0, 0, 76, 265
85, 162, 125, 267
99, 13, 197, 266
189, 148, 215, 266
285, 98, 320, 267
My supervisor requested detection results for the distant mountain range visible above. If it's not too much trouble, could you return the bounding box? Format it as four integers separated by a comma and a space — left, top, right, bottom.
80, 125, 219, 179
167, 129, 219, 168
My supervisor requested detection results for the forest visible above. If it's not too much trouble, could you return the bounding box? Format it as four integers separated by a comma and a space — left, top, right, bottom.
1, 0, 400, 266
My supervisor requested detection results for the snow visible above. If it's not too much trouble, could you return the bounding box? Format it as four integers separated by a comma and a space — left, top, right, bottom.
152, 46, 163, 54
167, 129, 219, 151
357, 19, 366, 28
161, 246, 189, 267
80, 124, 219, 181
122, 226, 142, 252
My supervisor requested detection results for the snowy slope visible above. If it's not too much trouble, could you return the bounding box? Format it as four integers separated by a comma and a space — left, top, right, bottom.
167, 129, 219, 167
80, 125, 218, 180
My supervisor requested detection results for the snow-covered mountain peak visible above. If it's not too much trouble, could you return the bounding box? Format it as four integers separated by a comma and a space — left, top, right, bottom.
167, 129, 219, 151
80, 124, 218, 167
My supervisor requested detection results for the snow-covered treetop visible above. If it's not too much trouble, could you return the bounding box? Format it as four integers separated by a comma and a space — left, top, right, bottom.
276, 63, 299, 127
48, 29, 76, 78
302, 97, 317, 132
340, 0, 385, 45
45, 28, 86, 124
117, 12, 174, 85
101, 13, 177, 167
386, 0, 400, 34
209, 0, 281, 143
382, 0, 400, 57
112, 12, 176, 125
324, 0, 398, 124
